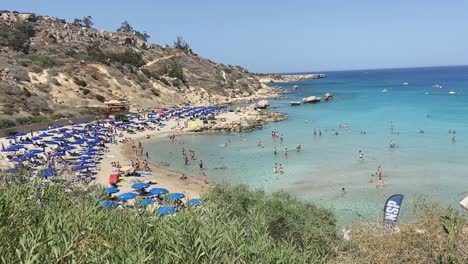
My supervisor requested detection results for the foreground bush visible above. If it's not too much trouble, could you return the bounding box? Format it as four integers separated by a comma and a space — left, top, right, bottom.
335, 201, 468, 264
0, 182, 338, 263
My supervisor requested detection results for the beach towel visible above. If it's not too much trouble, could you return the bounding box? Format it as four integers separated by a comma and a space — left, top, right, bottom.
140, 172, 153, 177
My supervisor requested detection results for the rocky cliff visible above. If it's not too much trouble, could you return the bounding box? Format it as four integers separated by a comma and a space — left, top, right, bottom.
0, 11, 280, 127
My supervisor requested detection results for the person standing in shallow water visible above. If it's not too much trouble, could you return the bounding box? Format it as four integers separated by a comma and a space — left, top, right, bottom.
202, 172, 208, 184
279, 164, 284, 174
284, 148, 288, 158
199, 160, 203, 169
273, 163, 278, 173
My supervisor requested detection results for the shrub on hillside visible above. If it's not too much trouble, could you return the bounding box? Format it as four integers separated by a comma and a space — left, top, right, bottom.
0, 119, 16, 129
95, 94, 106, 102
73, 77, 87, 87
28, 54, 57, 68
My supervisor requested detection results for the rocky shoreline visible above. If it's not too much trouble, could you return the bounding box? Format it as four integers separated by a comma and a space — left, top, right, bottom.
256, 73, 326, 83
192, 104, 286, 133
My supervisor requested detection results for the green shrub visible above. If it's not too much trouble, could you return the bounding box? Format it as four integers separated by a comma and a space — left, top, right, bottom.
160, 62, 184, 81
0, 119, 16, 129
73, 78, 87, 87
95, 94, 106, 102
28, 54, 58, 68
0, 182, 338, 263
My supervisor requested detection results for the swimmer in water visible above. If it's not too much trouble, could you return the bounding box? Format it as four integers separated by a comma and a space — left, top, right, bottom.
452, 136, 456, 143
274, 163, 278, 173
319, 130, 322, 136
274, 147, 277, 155
284, 148, 288, 157
389, 140, 395, 148
358, 150, 363, 160
296, 145, 301, 152
342, 187, 346, 196
370, 173, 374, 183
313, 129, 317, 136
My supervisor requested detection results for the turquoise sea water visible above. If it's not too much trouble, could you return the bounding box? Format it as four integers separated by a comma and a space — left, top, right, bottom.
147, 66, 468, 224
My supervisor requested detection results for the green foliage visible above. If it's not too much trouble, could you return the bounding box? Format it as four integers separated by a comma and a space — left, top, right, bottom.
0, 182, 338, 263
72, 16, 93, 28
85, 45, 145, 67
161, 62, 185, 81
0, 21, 35, 53
95, 94, 106, 102
117, 20, 150, 41
0, 119, 16, 129
114, 113, 128, 122
14, 115, 49, 126
73, 78, 87, 87
28, 54, 57, 68
174, 36, 190, 52
117, 20, 134, 33
14, 21, 35, 37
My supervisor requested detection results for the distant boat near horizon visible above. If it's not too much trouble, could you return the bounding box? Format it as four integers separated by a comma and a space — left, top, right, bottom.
381, 88, 388, 93
402, 82, 409, 86
290, 101, 301, 106
433, 84, 443, 89
449, 90, 456, 95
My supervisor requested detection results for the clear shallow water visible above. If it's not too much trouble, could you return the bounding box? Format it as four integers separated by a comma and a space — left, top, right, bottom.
147, 66, 468, 225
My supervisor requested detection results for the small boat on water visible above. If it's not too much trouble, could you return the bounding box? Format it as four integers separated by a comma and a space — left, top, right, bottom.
433, 84, 443, 89
381, 89, 388, 93
303, 96, 321, 103
292, 85, 299, 90
402, 82, 409, 86
290, 101, 301, 106
449, 90, 456, 95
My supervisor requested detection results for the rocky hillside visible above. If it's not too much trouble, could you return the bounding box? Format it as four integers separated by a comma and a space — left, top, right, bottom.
0, 11, 278, 128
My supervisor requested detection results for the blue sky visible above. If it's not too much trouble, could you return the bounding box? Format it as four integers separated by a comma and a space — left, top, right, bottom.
3, 0, 468, 73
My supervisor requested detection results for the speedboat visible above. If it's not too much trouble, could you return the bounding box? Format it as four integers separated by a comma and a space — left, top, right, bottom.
290, 101, 301, 106
381, 89, 388, 93
402, 82, 409, 86
449, 90, 456, 95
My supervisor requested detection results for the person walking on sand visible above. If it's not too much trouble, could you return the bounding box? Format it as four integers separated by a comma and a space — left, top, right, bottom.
202, 172, 208, 184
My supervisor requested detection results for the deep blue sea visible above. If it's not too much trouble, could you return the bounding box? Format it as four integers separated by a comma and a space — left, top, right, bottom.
147, 66, 468, 224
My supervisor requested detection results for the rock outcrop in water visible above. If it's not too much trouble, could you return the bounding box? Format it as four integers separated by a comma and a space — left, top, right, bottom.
192, 105, 286, 133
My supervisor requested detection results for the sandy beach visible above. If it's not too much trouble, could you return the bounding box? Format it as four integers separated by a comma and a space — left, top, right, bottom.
0, 105, 284, 199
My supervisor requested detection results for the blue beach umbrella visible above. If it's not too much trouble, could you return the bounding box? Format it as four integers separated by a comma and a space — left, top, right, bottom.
187, 198, 202, 208
31, 136, 42, 140
73, 165, 88, 171
101, 201, 118, 208
149, 188, 169, 196
157, 206, 177, 216
168, 193, 185, 200
15, 132, 27, 136
24, 152, 37, 158
117, 192, 138, 201
12, 157, 26, 163
5, 168, 19, 173
6, 136, 17, 140
104, 187, 120, 194
131, 182, 150, 190
139, 198, 156, 207
62, 145, 75, 151
53, 152, 66, 157
41, 167, 56, 177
